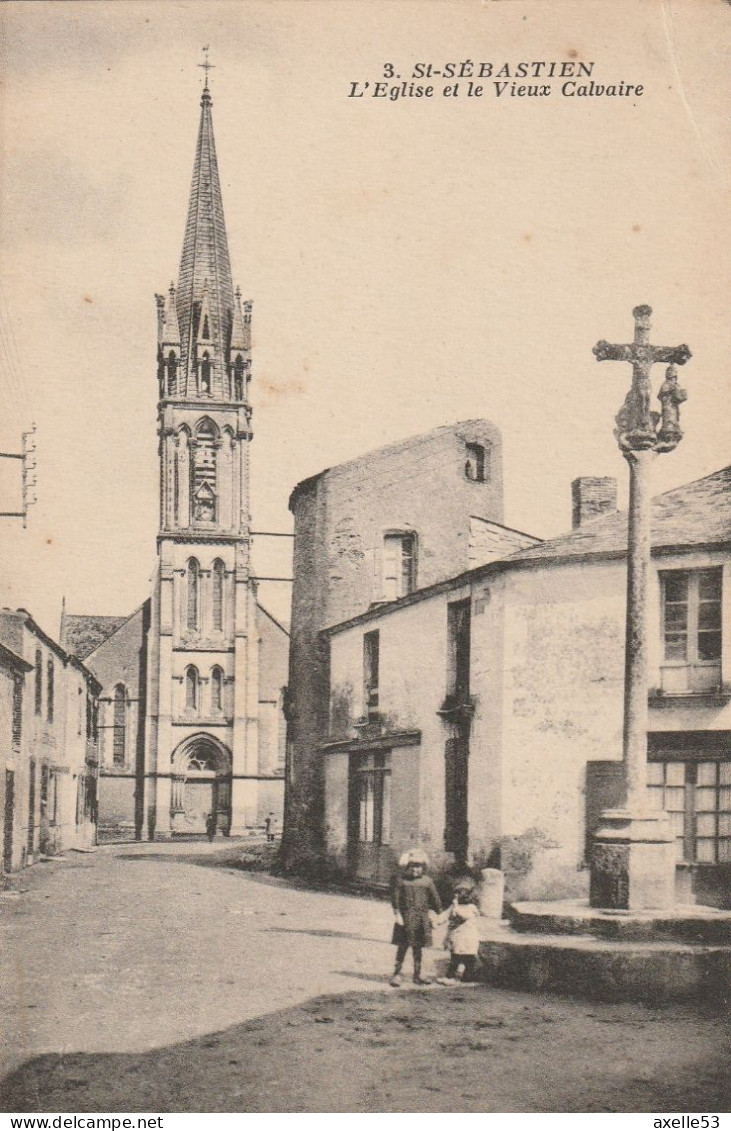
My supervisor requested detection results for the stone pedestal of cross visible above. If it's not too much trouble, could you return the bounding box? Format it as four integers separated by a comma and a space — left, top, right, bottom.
590, 305, 690, 911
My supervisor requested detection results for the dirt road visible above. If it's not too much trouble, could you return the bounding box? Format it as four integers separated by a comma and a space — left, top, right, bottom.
1, 842, 727, 1113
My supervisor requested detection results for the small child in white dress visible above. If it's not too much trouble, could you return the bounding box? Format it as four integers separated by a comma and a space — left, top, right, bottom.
437, 878, 481, 984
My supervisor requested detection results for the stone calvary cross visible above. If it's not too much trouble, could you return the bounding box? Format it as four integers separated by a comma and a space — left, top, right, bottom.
594, 304, 691, 453
589, 305, 691, 911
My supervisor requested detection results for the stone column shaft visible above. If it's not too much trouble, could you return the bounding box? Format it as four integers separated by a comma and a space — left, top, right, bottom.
623, 448, 657, 812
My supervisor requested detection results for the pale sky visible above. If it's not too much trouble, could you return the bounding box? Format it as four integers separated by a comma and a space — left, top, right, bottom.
0, 0, 729, 634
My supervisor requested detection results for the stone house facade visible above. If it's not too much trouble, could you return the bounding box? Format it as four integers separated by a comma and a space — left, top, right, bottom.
317, 467, 730, 907
283, 419, 542, 868
0, 610, 100, 872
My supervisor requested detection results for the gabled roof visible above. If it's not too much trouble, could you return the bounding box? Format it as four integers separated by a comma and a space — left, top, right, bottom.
507, 466, 731, 565
0, 639, 32, 674
61, 614, 130, 661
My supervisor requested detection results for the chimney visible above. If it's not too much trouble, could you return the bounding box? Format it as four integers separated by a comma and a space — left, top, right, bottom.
572, 477, 617, 528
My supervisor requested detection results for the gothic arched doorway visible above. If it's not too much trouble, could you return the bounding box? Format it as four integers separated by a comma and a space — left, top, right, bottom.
170, 734, 232, 837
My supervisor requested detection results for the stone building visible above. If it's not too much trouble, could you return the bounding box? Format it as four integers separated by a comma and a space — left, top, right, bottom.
61, 81, 288, 840
283, 418, 529, 868
315, 466, 730, 907
0, 610, 100, 872
61, 605, 150, 841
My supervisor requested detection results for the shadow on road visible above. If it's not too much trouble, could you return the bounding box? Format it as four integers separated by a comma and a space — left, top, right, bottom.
263, 926, 384, 944
2, 986, 729, 1114
113, 849, 389, 902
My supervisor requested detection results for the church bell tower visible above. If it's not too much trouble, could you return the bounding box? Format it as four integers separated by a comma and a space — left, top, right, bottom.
143, 76, 260, 838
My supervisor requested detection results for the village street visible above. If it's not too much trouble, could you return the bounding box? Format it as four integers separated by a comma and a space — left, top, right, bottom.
0, 842, 728, 1114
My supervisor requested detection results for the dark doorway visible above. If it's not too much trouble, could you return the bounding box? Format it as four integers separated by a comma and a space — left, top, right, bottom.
27, 759, 36, 857
3, 769, 14, 872
444, 599, 472, 864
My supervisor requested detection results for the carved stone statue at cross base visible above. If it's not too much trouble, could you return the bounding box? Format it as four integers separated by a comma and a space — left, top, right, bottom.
613, 364, 688, 453
657, 364, 688, 446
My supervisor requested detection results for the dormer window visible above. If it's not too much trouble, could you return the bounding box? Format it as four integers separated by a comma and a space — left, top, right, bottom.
202, 314, 210, 340
465, 442, 487, 482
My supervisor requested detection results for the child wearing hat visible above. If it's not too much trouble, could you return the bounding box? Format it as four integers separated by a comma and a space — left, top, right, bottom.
390, 850, 442, 986
437, 877, 481, 984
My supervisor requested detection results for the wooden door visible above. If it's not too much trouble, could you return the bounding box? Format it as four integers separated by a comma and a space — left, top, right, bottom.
350, 752, 393, 884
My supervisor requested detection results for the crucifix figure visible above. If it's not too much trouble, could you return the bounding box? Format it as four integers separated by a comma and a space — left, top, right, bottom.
594, 304, 690, 452
589, 306, 691, 911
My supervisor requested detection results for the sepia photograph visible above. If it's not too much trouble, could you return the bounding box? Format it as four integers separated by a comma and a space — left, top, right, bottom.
0, 0, 729, 1118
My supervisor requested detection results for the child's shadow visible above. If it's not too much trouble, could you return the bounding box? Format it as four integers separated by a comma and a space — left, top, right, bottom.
263, 926, 385, 944
332, 970, 392, 984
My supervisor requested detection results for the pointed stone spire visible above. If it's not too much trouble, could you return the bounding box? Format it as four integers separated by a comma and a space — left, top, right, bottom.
162, 283, 181, 348
231, 286, 247, 351
177, 83, 235, 384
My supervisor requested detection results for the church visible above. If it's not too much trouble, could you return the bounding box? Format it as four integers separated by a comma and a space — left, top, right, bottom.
61, 79, 288, 840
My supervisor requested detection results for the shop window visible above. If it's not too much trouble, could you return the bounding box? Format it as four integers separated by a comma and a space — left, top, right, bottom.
660, 569, 722, 693
648, 759, 731, 864
382, 532, 416, 601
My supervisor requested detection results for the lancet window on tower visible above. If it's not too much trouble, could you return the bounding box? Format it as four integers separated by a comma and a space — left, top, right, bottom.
212, 558, 225, 631
185, 665, 200, 712
211, 666, 224, 714
200, 351, 212, 395
167, 351, 178, 396
234, 355, 244, 400
187, 558, 200, 631
191, 420, 217, 523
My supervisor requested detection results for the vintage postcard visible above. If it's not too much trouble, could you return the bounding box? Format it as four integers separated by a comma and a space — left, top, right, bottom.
0, 0, 729, 1118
